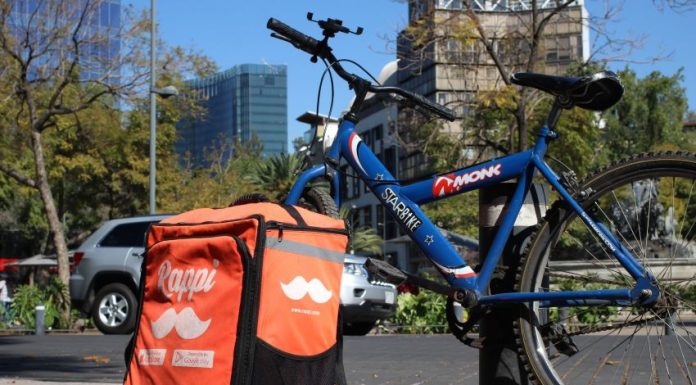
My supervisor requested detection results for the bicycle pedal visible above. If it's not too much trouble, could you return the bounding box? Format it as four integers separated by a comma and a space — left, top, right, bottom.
364, 258, 408, 286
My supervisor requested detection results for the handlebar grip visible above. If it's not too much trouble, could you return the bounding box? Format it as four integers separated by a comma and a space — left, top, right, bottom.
404, 90, 457, 122
267, 18, 321, 55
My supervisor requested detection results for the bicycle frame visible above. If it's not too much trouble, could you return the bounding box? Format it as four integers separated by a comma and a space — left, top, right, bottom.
285, 117, 660, 308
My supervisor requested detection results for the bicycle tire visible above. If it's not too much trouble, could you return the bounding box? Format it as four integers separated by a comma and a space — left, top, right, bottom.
297, 186, 339, 218
515, 151, 696, 385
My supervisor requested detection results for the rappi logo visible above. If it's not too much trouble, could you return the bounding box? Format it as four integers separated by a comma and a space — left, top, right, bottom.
149, 259, 219, 340
157, 259, 218, 302
432, 164, 502, 197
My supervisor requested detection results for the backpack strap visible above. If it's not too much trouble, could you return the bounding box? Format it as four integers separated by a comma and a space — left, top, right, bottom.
334, 308, 347, 385
281, 204, 307, 226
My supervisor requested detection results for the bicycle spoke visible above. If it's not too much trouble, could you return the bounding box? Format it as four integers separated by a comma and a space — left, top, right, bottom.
676, 179, 696, 243
643, 180, 654, 263
631, 181, 646, 261
672, 351, 693, 385
608, 189, 644, 257
670, 177, 677, 261
658, 333, 675, 385
671, 329, 695, 385
517, 154, 696, 385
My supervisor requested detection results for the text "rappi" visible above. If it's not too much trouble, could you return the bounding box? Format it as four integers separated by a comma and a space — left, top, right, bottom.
432, 164, 502, 197
157, 259, 218, 302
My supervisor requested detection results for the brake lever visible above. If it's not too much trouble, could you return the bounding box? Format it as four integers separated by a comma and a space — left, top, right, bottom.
270, 32, 302, 49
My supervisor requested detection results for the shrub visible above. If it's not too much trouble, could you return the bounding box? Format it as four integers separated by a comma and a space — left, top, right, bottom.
10, 277, 66, 329
391, 290, 448, 334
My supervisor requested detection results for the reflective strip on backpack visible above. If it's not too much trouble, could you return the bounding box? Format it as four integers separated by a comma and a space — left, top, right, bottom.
265, 237, 345, 264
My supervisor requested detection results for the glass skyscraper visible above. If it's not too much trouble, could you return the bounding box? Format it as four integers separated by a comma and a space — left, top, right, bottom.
177, 64, 288, 166
7, 0, 121, 84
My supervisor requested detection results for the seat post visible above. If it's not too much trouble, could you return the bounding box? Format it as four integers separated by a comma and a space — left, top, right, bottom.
546, 97, 564, 130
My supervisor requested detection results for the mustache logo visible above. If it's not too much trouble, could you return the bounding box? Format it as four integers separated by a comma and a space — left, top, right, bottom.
151, 307, 211, 340
280, 276, 333, 304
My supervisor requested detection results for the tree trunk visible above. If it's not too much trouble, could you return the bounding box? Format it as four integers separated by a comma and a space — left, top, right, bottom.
30, 130, 72, 328
515, 98, 528, 152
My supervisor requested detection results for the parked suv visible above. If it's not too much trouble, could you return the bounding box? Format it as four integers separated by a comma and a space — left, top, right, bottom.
341, 254, 397, 335
71, 216, 397, 335
70, 215, 170, 334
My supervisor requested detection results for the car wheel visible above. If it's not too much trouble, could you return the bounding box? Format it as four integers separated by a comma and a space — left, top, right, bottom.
92, 283, 137, 335
343, 321, 376, 336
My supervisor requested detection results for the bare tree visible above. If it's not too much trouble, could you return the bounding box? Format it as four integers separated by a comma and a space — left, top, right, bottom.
395, 0, 694, 161
0, 0, 148, 325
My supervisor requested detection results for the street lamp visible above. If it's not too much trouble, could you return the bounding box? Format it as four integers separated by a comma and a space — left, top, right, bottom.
149, 0, 178, 215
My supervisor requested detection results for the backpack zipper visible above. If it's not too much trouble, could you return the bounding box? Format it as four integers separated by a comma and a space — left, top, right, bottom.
231, 221, 265, 385
266, 221, 349, 236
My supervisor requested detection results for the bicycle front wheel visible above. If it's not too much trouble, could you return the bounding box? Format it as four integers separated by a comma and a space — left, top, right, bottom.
516, 152, 696, 385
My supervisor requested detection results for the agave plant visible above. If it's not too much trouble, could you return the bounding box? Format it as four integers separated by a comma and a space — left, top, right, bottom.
339, 205, 383, 256
245, 153, 307, 200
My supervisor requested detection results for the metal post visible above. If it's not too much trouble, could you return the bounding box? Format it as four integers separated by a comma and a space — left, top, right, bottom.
665, 311, 675, 336
35, 305, 45, 335
148, 0, 157, 215
479, 182, 547, 385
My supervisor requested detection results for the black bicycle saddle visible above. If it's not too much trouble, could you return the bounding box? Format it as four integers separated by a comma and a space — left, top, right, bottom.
510, 71, 624, 111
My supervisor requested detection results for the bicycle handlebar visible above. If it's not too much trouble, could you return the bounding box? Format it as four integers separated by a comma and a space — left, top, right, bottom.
375, 86, 456, 121
267, 17, 457, 122
267, 18, 322, 56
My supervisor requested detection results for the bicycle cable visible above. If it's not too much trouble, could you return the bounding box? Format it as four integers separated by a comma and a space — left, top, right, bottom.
313, 58, 413, 186
305, 58, 336, 162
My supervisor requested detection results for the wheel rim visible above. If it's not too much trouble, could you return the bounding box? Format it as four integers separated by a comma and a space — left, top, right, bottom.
98, 292, 129, 328
520, 160, 696, 385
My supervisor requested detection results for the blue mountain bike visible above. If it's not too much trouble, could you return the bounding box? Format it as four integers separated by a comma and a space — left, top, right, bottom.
269, 14, 696, 385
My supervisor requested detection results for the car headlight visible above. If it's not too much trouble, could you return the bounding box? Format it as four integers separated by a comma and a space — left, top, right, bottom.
343, 262, 368, 277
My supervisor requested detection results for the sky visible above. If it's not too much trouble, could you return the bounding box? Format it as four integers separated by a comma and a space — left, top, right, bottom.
125, 0, 696, 149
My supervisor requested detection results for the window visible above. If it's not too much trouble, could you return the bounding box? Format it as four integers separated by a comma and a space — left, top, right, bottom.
363, 129, 372, 151
377, 206, 385, 239
385, 212, 399, 239
99, 221, 156, 248
384, 147, 397, 175
437, 0, 462, 9
352, 177, 360, 198
360, 206, 372, 228
374, 125, 383, 141
400, 152, 429, 181
546, 36, 573, 63
437, 92, 448, 106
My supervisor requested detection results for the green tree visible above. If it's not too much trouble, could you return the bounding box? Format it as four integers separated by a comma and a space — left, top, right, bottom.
244, 152, 385, 255
0, 1, 150, 326
159, 137, 263, 212
245, 152, 308, 201
339, 206, 384, 256
604, 68, 690, 160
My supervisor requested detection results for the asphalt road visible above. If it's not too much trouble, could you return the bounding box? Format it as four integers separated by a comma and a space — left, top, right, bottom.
0, 334, 479, 385
5, 333, 694, 385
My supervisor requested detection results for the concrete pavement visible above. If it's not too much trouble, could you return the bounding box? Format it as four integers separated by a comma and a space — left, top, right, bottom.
0, 381, 115, 385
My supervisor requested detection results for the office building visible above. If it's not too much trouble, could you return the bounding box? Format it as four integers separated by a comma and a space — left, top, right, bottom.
399, 0, 588, 115
339, 0, 587, 273
7, 0, 122, 84
177, 64, 288, 166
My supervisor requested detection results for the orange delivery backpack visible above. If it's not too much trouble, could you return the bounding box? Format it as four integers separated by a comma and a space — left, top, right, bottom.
123, 201, 349, 385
